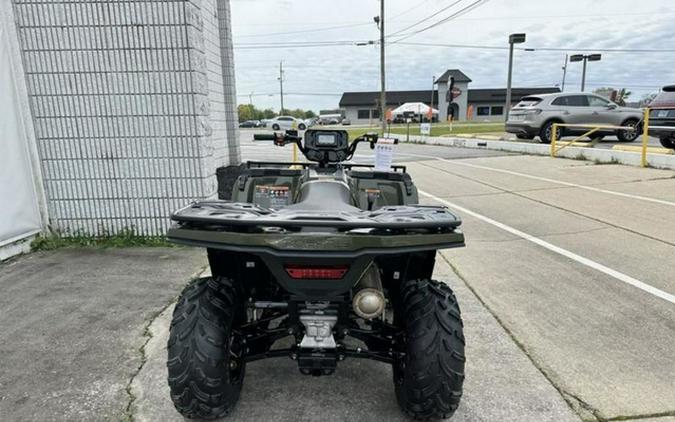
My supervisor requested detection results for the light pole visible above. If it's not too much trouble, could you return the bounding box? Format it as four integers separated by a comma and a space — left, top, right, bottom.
505, 33, 526, 121
570, 53, 601, 92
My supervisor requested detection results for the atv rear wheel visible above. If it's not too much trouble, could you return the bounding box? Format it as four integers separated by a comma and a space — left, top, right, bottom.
394, 279, 465, 420
167, 277, 245, 419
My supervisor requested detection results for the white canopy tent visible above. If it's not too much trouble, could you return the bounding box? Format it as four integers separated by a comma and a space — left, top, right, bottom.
391, 102, 438, 116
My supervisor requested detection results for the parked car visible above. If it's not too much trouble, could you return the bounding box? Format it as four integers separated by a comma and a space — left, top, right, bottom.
319, 114, 342, 125
269, 116, 307, 131
239, 120, 260, 128
506, 93, 643, 144
304, 117, 319, 128
648, 85, 675, 149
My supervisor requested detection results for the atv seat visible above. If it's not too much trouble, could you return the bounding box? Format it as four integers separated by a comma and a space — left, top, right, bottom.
285, 180, 359, 212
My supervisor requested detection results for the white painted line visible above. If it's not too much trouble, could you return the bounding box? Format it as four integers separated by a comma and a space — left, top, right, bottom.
398, 152, 675, 208
419, 189, 675, 305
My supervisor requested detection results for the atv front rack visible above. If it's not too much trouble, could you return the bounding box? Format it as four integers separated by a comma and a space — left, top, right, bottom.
171, 201, 461, 231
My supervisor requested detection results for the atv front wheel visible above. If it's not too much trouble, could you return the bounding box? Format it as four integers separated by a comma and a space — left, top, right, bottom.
394, 279, 465, 420
167, 277, 245, 419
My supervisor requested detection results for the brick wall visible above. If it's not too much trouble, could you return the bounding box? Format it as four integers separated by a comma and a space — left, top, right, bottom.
11, 0, 240, 236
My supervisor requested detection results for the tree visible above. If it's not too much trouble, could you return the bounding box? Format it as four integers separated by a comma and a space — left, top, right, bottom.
237, 104, 255, 122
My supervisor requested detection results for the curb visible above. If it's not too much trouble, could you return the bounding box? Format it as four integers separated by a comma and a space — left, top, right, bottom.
408, 135, 675, 170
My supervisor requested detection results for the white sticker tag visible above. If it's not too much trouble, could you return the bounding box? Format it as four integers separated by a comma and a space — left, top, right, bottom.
374, 142, 394, 171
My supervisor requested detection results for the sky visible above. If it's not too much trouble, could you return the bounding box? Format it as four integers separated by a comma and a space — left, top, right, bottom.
230, 0, 675, 112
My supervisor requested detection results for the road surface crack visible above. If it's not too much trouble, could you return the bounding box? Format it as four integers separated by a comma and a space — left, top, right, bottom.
606, 410, 675, 421
122, 264, 208, 421
122, 298, 177, 422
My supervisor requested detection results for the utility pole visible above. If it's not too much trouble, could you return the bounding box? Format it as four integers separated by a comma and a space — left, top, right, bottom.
278, 61, 285, 114
379, 0, 386, 133
249, 91, 254, 105
560, 54, 568, 92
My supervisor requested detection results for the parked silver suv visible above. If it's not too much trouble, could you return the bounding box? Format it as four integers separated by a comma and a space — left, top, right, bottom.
506, 93, 643, 143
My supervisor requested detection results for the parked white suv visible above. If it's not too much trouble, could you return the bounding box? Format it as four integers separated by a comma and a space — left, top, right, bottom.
269, 116, 306, 131
506, 93, 642, 143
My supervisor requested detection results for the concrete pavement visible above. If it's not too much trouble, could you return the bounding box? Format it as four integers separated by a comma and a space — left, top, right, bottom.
0, 248, 206, 421
408, 154, 675, 420
130, 255, 579, 422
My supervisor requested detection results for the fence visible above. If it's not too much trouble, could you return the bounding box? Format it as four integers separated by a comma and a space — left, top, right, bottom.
550, 109, 675, 168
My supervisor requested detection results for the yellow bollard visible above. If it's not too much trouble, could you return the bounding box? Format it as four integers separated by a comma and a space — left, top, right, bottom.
293, 143, 298, 163
641, 108, 650, 168
550, 123, 558, 157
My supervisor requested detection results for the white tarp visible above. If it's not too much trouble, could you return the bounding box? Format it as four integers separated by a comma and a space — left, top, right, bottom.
392, 102, 439, 116
0, 20, 43, 247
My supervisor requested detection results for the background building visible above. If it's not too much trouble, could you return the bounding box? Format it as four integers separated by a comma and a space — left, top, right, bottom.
339, 68, 559, 124
1, 0, 239, 258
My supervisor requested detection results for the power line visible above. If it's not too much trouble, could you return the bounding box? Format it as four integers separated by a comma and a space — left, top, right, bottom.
234, 22, 373, 39
396, 41, 675, 53
233, 40, 362, 50
389, 0, 489, 43
388, 0, 434, 21
237, 92, 342, 97
386, 0, 464, 38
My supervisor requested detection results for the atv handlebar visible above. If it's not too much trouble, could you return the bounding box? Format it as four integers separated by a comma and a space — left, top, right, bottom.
252, 134, 275, 141
253, 132, 303, 148
252, 130, 398, 165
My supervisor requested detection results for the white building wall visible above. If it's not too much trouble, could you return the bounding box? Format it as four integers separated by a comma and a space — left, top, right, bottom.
10, 0, 238, 236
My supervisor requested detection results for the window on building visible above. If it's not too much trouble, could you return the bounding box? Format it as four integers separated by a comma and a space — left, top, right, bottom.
357, 109, 370, 119
372, 109, 380, 118
491, 106, 504, 116
477, 106, 490, 116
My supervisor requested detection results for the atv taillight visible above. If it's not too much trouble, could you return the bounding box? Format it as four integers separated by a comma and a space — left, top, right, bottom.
285, 266, 348, 280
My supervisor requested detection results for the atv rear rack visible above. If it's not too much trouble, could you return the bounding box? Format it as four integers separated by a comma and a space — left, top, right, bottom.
246, 161, 408, 173
171, 201, 460, 231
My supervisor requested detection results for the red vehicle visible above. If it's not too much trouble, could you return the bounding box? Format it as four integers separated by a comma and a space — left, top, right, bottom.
649, 85, 675, 149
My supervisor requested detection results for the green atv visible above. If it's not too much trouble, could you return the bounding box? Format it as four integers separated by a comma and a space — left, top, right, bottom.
166, 129, 466, 419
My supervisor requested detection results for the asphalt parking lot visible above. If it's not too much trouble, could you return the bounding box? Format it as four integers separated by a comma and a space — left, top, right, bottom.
1, 133, 674, 421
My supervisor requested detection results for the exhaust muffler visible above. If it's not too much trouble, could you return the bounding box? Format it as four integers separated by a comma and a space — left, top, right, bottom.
352, 265, 385, 320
